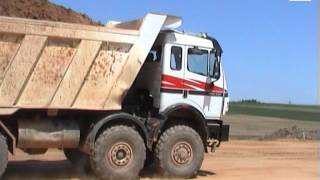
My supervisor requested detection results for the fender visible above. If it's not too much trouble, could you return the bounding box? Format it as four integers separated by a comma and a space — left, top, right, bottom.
86, 112, 149, 150
160, 103, 209, 143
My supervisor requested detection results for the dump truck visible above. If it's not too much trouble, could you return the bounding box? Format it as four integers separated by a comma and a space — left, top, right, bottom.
0, 13, 229, 179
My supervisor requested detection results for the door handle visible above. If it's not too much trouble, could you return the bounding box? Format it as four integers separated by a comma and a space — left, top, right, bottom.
183, 90, 188, 98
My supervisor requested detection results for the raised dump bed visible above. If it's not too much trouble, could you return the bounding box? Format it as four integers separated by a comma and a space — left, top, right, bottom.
0, 13, 179, 112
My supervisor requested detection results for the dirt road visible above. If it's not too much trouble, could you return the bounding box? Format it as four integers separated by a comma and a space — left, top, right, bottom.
3, 140, 319, 180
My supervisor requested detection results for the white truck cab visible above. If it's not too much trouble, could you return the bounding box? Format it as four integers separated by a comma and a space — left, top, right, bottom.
159, 30, 229, 118
132, 29, 230, 152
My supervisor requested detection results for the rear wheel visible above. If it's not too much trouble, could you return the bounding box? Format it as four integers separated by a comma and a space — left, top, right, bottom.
0, 133, 8, 178
90, 125, 146, 180
64, 148, 90, 171
155, 125, 204, 178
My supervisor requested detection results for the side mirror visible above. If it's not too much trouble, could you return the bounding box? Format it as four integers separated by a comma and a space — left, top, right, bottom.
213, 60, 220, 79
210, 56, 221, 82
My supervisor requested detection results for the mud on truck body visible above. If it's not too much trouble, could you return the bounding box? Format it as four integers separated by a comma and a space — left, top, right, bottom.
0, 13, 229, 179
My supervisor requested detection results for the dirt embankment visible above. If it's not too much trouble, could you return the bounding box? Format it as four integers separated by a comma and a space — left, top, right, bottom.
0, 0, 99, 25
260, 126, 320, 141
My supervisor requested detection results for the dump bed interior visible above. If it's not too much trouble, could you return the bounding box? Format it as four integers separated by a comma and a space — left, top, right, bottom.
0, 13, 181, 114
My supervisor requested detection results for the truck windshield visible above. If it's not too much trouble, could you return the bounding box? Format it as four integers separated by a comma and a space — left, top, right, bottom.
187, 48, 208, 76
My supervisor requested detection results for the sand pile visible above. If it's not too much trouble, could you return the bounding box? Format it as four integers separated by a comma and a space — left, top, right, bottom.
0, 0, 99, 25
260, 126, 320, 141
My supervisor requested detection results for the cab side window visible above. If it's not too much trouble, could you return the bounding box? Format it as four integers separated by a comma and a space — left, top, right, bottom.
170, 46, 182, 70
187, 48, 208, 76
147, 46, 162, 63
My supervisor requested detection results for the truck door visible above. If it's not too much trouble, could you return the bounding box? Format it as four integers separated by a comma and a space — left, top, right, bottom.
160, 44, 186, 110
184, 47, 223, 119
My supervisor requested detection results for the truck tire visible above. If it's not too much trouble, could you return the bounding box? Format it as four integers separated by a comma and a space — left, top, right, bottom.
0, 134, 8, 178
90, 125, 146, 180
155, 125, 204, 178
64, 148, 90, 171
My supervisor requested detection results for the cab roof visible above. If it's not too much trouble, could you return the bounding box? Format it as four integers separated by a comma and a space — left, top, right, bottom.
159, 30, 222, 56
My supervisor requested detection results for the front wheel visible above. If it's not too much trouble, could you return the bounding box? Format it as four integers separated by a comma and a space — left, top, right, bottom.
155, 125, 204, 178
90, 125, 146, 180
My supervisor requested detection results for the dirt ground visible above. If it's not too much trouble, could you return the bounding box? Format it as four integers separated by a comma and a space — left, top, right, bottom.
3, 140, 319, 180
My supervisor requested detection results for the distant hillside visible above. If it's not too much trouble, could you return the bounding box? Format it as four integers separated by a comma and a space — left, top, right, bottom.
0, 0, 100, 25
228, 102, 320, 122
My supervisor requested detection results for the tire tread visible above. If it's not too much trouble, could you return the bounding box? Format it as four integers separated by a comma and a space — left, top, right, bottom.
91, 125, 146, 180
0, 133, 8, 178
155, 125, 204, 178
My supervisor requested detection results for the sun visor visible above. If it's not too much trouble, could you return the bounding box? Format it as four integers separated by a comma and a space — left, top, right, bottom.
162, 15, 182, 29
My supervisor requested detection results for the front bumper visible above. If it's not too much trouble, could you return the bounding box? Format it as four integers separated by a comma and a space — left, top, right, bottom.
206, 120, 230, 145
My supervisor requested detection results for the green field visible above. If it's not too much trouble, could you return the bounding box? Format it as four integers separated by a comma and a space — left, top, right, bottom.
228, 102, 320, 122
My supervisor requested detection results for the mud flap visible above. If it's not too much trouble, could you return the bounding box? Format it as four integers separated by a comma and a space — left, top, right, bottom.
206, 120, 230, 148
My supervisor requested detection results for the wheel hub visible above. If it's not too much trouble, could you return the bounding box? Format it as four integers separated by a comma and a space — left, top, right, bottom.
171, 141, 193, 165
108, 142, 133, 167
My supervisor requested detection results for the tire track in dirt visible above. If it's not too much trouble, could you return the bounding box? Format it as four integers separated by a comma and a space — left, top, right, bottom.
3, 140, 319, 180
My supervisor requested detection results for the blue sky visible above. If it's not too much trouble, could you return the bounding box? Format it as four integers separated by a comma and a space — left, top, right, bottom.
51, 0, 317, 105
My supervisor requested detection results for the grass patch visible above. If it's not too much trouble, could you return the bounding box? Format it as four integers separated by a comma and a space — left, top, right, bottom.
229, 103, 320, 122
